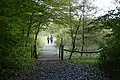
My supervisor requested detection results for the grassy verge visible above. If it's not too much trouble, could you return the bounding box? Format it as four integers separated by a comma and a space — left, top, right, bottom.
69, 57, 99, 64
63, 52, 99, 64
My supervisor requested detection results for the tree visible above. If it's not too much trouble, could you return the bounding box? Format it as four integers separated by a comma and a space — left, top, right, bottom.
68, 0, 98, 60
92, 4, 120, 79
0, 0, 53, 79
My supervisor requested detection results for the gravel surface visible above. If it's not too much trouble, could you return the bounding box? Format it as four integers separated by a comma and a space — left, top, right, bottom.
14, 60, 109, 80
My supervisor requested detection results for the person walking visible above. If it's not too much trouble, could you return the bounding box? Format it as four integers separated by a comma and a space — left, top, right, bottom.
47, 36, 49, 44
50, 35, 53, 44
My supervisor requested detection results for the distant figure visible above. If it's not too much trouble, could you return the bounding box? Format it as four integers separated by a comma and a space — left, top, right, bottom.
50, 35, 53, 44
47, 36, 49, 44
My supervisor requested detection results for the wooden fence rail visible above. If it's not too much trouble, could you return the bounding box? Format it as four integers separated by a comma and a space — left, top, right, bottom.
58, 38, 101, 60
63, 49, 100, 53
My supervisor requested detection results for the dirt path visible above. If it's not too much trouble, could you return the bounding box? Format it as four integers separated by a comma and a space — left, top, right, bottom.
15, 60, 109, 80
39, 44, 59, 60
13, 44, 109, 80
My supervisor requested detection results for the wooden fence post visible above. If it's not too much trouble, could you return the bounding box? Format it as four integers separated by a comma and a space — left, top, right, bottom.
61, 44, 64, 60
59, 44, 61, 58
33, 45, 38, 59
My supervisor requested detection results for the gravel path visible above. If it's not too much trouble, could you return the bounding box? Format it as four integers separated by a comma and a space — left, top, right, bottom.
15, 60, 109, 80
40, 44, 59, 60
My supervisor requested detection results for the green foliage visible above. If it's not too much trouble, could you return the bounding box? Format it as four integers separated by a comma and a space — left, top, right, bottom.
0, 0, 72, 79
97, 8, 120, 79
0, 0, 47, 79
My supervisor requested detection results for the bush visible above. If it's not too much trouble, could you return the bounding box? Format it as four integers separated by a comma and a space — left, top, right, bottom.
99, 40, 120, 80
0, 17, 36, 80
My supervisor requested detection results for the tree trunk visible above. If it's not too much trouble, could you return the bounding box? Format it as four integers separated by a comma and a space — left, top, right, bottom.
69, 25, 80, 60
68, 0, 73, 60
25, 13, 34, 47
26, 13, 34, 37
68, 0, 81, 60
81, 1, 85, 57
33, 26, 40, 59
33, 22, 42, 59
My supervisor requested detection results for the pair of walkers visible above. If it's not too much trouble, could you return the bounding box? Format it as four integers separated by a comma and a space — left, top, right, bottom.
47, 35, 53, 44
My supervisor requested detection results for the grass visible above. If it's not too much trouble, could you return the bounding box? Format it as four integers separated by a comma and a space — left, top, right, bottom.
69, 57, 99, 64
63, 52, 100, 64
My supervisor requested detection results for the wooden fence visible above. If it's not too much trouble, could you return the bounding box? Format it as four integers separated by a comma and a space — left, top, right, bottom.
58, 38, 101, 60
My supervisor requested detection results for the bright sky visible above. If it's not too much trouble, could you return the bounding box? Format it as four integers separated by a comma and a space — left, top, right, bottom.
94, 0, 117, 16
